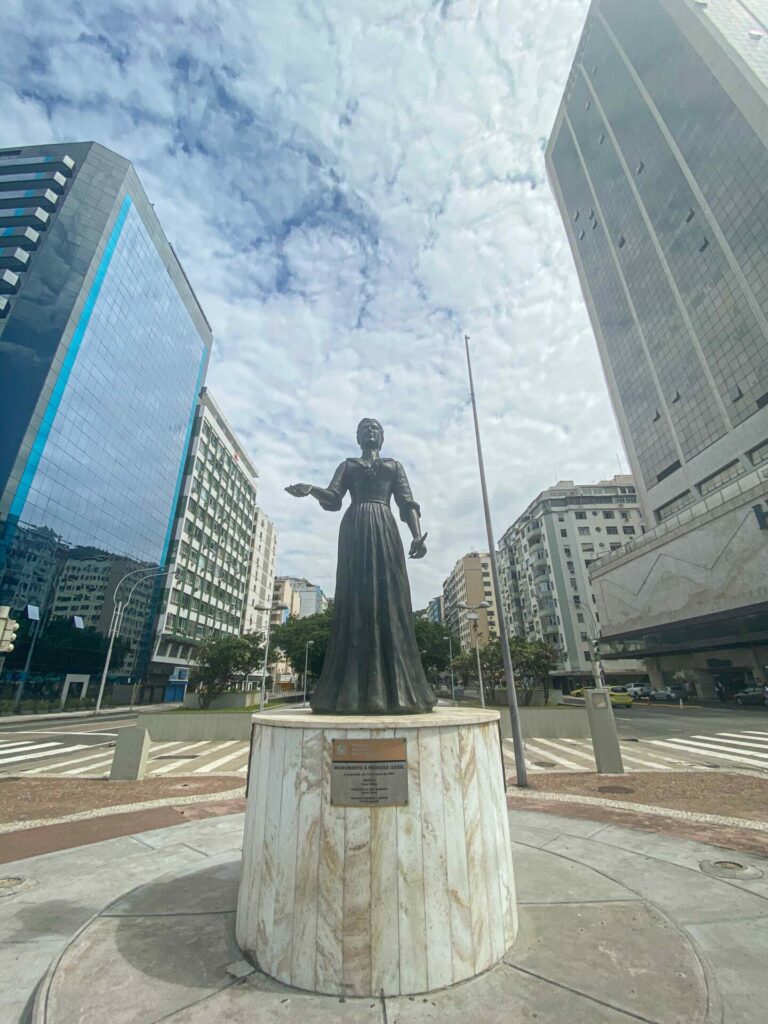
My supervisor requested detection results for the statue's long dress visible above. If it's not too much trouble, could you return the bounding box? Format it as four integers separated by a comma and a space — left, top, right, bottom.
311, 457, 437, 715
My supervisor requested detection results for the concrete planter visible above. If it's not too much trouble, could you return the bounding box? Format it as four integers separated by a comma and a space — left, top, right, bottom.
142, 711, 254, 742
182, 690, 261, 710
497, 705, 590, 739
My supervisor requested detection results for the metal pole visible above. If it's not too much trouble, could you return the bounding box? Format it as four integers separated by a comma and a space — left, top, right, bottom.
447, 636, 455, 703
12, 618, 40, 712
474, 625, 486, 708
303, 641, 310, 705
260, 614, 272, 712
95, 602, 120, 714
464, 334, 528, 787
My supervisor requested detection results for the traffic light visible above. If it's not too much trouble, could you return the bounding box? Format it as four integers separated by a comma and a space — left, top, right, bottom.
0, 606, 20, 653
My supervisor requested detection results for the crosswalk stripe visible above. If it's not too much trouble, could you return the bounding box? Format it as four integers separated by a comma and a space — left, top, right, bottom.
150, 740, 210, 758
523, 740, 586, 770
533, 738, 597, 764
648, 739, 768, 769
0, 741, 39, 752
664, 736, 768, 761
150, 759, 193, 776
707, 734, 768, 749
193, 745, 249, 774
24, 747, 114, 774
61, 758, 114, 776
0, 742, 77, 766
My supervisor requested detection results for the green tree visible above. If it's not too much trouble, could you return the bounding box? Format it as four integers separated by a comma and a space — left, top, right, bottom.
412, 617, 458, 676
479, 639, 506, 703
270, 605, 334, 681
191, 633, 265, 708
508, 637, 560, 706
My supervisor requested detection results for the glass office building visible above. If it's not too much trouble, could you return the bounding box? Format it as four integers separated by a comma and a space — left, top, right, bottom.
546, 0, 768, 689
0, 142, 212, 679
546, 0, 768, 525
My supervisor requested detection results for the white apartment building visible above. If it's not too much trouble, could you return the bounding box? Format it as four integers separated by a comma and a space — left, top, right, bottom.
243, 508, 278, 637
441, 552, 499, 652
271, 576, 327, 625
148, 388, 274, 691
497, 477, 647, 687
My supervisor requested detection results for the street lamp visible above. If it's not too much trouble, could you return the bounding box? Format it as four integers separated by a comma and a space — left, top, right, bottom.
95, 565, 178, 714
464, 333, 527, 786
302, 640, 315, 705
443, 634, 455, 704
460, 600, 491, 708
253, 601, 289, 711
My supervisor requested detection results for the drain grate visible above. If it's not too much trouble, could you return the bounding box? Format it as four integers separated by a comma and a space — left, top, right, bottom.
533, 761, 557, 768
598, 785, 634, 794
153, 754, 200, 760
0, 877, 25, 897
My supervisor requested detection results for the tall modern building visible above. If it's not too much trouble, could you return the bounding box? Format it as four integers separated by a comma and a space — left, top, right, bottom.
547, 1, 768, 695
497, 477, 646, 688
270, 576, 327, 625
0, 142, 212, 679
148, 389, 277, 696
243, 508, 278, 638
441, 552, 500, 652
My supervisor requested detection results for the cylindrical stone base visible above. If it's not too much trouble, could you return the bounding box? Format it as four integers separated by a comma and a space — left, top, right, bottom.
236, 707, 517, 997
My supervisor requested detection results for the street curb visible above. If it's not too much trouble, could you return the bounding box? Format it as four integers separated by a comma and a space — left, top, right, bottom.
0, 704, 181, 726
507, 787, 768, 833
0, 786, 245, 834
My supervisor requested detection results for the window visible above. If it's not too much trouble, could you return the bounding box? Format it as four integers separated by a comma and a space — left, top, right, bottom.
622, 526, 636, 535
570, 579, 578, 589
577, 612, 584, 623
602, 511, 614, 519
584, 651, 592, 662
563, 547, 571, 557
575, 511, 587, 520
610, 543, 621, 551
560, 529, 567, 538
566, 561, 574, 572
577, 526, 590, 535
606, 526, 618, 535
558, 514, 564, 522
580, 632, 588, 642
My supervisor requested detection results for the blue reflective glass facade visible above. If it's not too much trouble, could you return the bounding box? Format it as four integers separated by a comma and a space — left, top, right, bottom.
0, 143, 211, 679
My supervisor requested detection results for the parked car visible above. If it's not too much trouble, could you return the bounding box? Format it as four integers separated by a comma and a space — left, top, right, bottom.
627, 685, 652, 699
649, 687, 686, 702
733, 687, 767, 706
570, 687, 633, 708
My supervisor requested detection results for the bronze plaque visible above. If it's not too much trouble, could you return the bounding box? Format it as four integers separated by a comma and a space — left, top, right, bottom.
330, 738, 408, 807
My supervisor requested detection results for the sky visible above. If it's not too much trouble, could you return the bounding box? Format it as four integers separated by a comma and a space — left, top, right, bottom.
1, 0, 626, 608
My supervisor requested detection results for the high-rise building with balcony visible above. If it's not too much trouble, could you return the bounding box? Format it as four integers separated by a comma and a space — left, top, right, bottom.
547, 0, 768, 695
0, 142, 212, 679
497, 477, 646, 688
441, 552, 499, 653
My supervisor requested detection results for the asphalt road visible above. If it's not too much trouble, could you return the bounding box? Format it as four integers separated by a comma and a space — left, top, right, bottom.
614, 703, 768, 740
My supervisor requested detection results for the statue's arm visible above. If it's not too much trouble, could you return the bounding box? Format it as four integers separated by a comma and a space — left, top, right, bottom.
286, 462, 346, 511
394, 462, 428, 558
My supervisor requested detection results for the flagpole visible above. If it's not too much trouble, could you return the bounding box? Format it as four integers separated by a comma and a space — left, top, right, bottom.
464, 333, 528, 787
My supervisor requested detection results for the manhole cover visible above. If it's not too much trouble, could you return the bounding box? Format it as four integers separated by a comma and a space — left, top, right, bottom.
533, 761, 557, 768
597, 785, 634, 794
700, 859, 764, 880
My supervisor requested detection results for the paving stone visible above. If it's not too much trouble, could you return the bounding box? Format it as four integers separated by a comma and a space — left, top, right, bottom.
512, 843, 636, 904
684, 918, 768, 1024
43, 912, 241, 1024
504, 902, 707, 1024
105, 857, 239, 916
386, 961, 643, 1023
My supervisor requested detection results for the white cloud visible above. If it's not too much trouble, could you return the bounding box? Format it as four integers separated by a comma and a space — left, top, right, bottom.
1, 0, 625, 607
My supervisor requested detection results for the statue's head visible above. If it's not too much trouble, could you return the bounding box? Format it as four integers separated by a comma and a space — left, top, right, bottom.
356, 418, 384, 451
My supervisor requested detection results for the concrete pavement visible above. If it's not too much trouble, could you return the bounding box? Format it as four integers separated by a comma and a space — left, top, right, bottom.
1, 805, 766, 1023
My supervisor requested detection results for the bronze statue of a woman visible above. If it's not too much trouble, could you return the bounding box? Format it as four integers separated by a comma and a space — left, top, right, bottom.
286, 419, 437, 715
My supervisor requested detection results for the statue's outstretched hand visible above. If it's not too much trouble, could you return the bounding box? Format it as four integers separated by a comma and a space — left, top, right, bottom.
409, 532, 428, 559
286, 483, 312, 497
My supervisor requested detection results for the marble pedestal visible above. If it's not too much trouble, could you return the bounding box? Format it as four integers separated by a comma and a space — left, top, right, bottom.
236, 707, 517, 998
